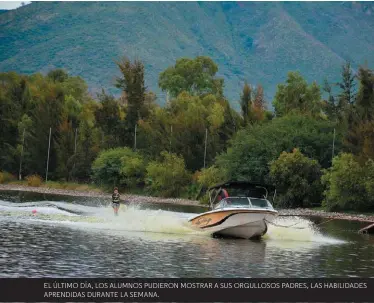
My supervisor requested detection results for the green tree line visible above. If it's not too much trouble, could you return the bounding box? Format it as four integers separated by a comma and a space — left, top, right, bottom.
1, 57, 373, 211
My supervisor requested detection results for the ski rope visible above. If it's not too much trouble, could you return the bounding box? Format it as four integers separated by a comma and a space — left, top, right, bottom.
264, 218, 335, 229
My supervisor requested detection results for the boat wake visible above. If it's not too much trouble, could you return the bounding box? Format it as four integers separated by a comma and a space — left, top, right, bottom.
0, 200, 205, 239
265, 216, 346, 246
0, 200, 345, 245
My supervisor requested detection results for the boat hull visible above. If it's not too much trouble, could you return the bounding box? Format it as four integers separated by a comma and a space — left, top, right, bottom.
214, 219, 268, 239
189, 209, 277, 239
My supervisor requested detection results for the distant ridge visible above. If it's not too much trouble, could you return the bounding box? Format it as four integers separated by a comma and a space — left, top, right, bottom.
0, 1, 373, 105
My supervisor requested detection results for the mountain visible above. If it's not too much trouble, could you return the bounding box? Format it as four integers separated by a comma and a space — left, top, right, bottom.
0, 1, 373, 106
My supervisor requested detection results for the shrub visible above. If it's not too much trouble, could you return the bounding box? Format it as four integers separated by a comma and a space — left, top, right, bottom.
146, 151, 190, 197
184, 183, 201, 200
365, 160, 374, 199
216, 114, 338, 183
195, 166, 226, 204
26, 174, 43, 187
120, 149, 146, 188
322, 153, 374, 211
92, 148, 128, 187
197, 166, 226, 188
0, 171, 16, 184
92, 147, 143, 188
269, 148, 322, 208
92, 147, 146, 189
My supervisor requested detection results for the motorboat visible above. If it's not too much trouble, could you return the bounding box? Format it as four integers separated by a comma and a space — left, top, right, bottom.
188, 181, 278, 239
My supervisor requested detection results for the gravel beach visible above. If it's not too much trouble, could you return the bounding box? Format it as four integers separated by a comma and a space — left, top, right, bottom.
278, 208, 374, 223
0, 184, 203, 206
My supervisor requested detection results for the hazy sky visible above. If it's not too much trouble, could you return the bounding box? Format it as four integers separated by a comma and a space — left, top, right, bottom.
0, 1, 31, 9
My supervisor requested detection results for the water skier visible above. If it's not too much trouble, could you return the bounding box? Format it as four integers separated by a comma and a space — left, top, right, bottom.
112, 187, 121, 216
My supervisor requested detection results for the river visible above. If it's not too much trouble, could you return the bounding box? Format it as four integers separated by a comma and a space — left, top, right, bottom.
1, 190, 374, 278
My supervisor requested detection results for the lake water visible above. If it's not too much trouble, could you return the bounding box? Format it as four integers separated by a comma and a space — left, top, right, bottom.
1, 190, 374, 278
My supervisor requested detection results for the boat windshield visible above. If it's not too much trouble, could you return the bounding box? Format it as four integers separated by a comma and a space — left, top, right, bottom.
249, 198, 273, 209
225, 187, 266, 199
225, 197, 250, 207
213, 197, 273, 210
213, 197, 249, 209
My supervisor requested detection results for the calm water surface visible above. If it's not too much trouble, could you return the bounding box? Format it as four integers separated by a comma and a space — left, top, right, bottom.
1, 190, 374, 278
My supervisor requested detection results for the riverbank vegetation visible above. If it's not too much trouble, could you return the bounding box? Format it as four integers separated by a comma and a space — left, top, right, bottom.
1, 57, 373, 212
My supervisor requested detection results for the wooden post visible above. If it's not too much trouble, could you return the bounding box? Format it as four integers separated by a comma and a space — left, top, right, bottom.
18, 128, 26, 180
74, 128, 78, 154
134, 123, 137, 150
332, 128, 336, 161
170, 125, 173, 153
203, 128, 208, 168
72, 128, 78, 180
45, 127, 52, 182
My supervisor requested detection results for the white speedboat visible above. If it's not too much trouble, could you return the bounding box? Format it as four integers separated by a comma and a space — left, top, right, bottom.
188, 181, 278, 239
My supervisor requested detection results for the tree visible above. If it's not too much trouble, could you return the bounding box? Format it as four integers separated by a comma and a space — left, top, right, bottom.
330, 62, 357, 127
119, 147, 146, 187
337, 61, 356, 108
137, 92, 237, 171
92, 148, 133, 188
16, 114, 33, 179
273, 72, 322, 117
216, 114, 338, 183
355, 66, 374, 121
56, 119, 75, 180
322, 153, 374, 211
27, 81, 66, 178
136, 106, 171, 159
146, 151, 191, 197
345, 120, 374, 164
91, 147, 146, 188
73, 119, 100, 181
269, 149, 322, 208
253, 84, 267, 122
240, 82, 252, 125
116, 57, 146, 144
322, 79, 338, 120
47, 69, 69, 83
159, 56, 224, 98
94, 90, 124, 148
64, 94, 82, 128
0, 70, 91, 179
0, 73, 31, 173
343, 66, 374, 162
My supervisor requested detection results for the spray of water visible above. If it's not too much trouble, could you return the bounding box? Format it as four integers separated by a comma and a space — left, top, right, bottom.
264, 216, 346, 247
0, 200, 345, 245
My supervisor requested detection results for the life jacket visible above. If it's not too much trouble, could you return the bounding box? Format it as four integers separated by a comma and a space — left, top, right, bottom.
221, 189, 229, 198
112, 193, 120, 203
217, 189, 229, 201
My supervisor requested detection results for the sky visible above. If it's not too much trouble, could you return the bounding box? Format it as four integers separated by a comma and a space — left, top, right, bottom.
0, 1, 31, 9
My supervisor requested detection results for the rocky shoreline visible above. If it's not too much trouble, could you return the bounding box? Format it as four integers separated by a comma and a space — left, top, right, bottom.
0, 184, 203, 206
1, 184, 374, 223
278, 208, 374, 223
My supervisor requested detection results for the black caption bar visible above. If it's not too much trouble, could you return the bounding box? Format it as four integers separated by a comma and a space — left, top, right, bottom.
0, 278, 373, 302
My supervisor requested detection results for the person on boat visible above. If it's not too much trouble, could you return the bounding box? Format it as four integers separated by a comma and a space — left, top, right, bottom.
217, 188, 229, 202
112, 187, 120, 216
